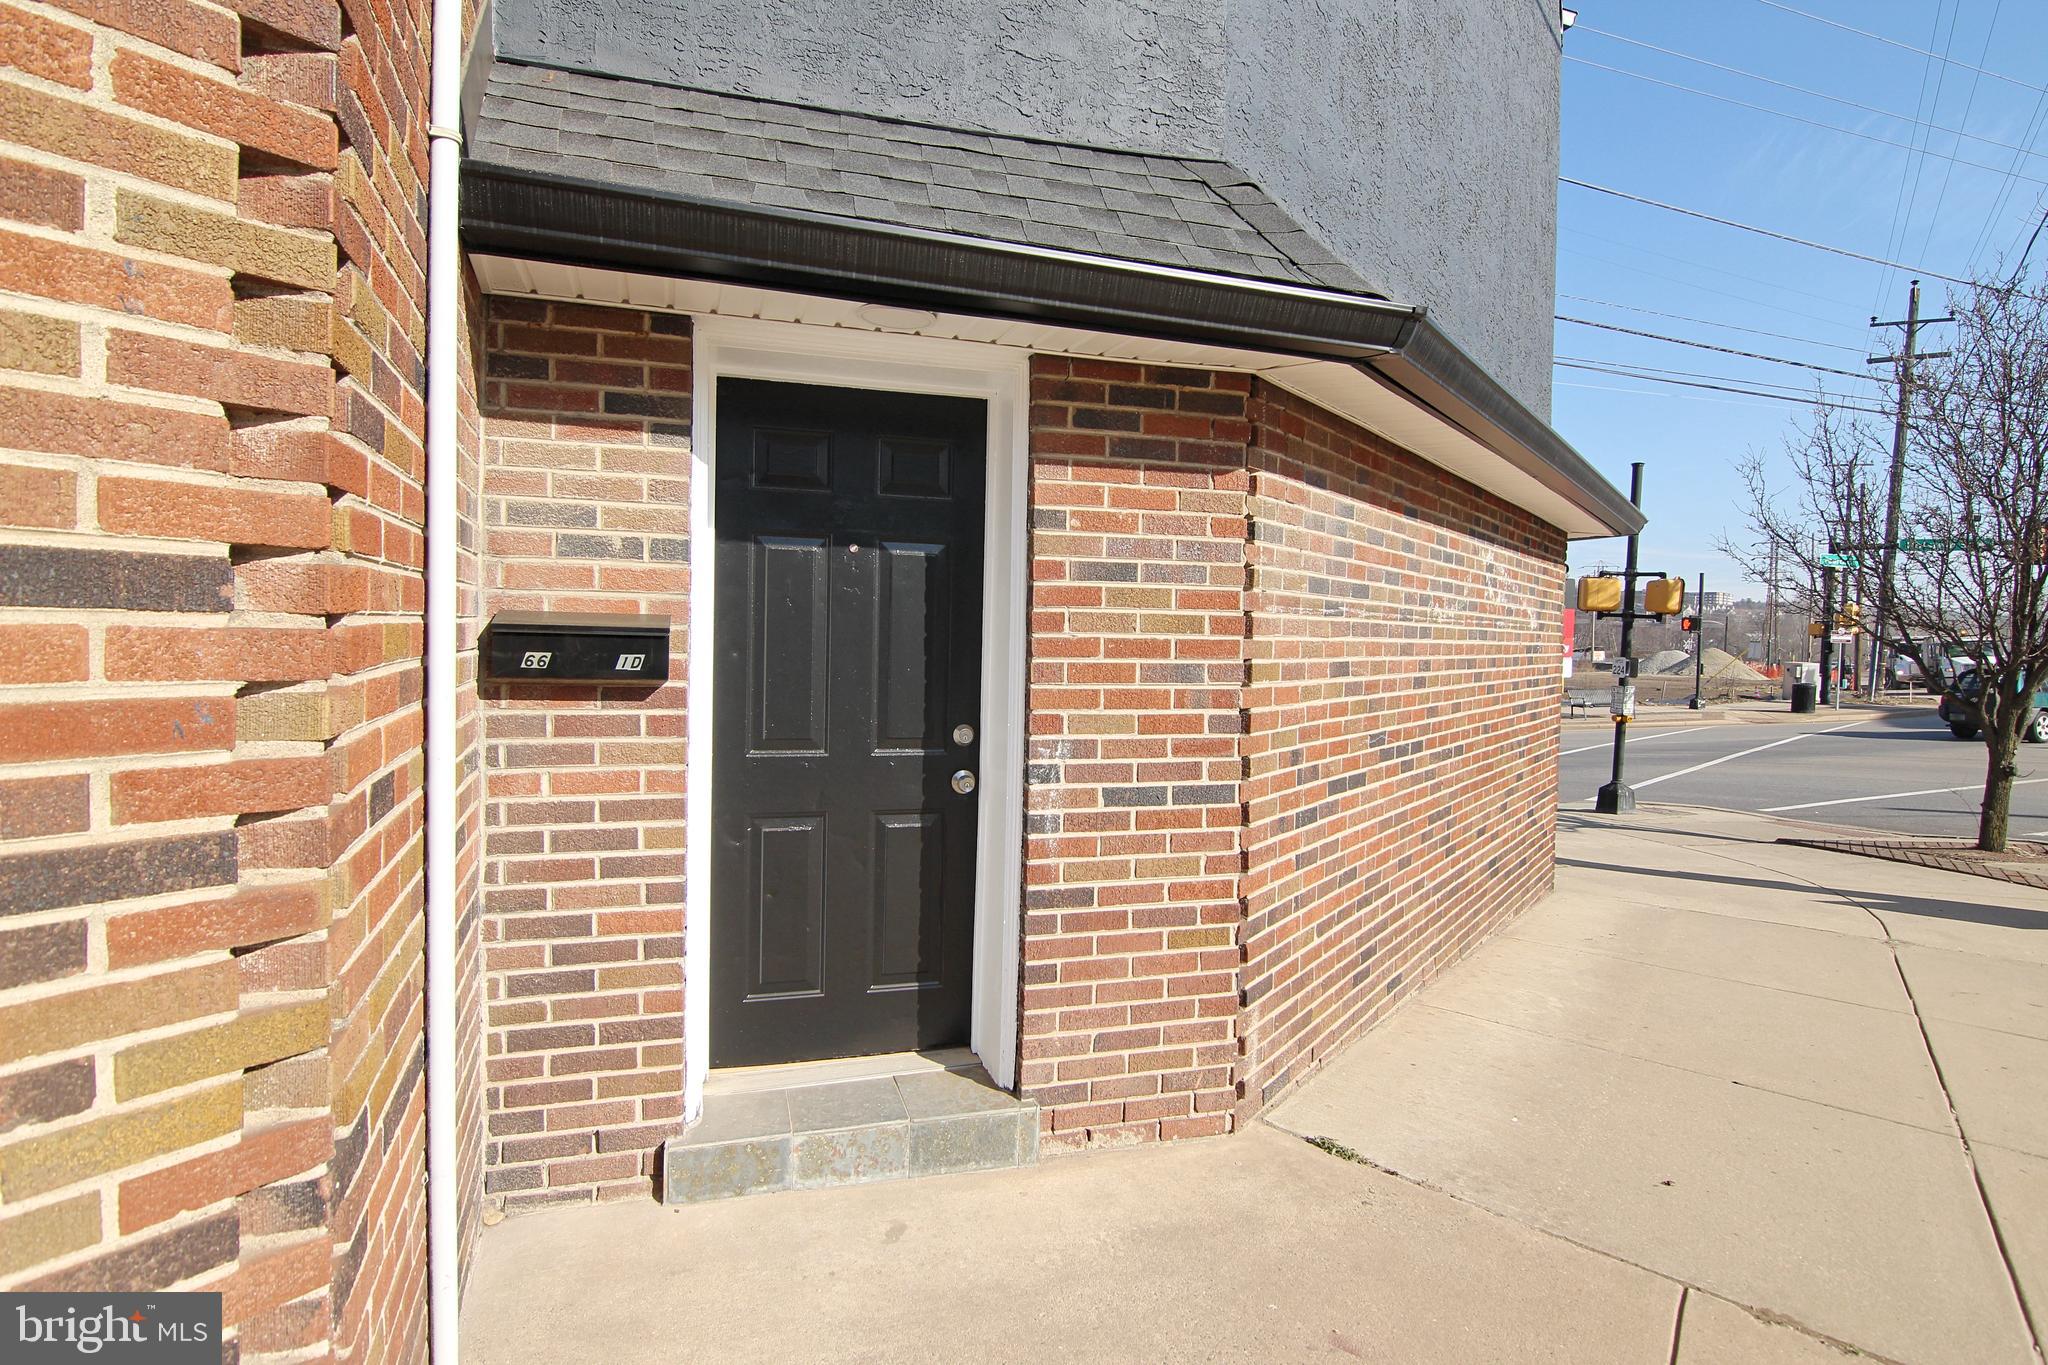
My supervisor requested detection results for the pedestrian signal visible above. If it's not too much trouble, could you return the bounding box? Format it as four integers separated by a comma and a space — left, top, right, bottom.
1576, 577, 1622, 613
1642, 578, 1685, 616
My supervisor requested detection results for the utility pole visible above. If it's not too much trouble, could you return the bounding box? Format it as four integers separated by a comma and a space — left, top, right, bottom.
1818, 564, 1836, 705
1765, 542, 1778, 666
1596, 463, 1647, 816
1865, 281, 1954, 699
1690, 572, 1706, 710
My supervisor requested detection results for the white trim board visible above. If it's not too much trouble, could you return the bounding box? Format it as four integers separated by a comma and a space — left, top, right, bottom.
471, 255, 1617, 539
684, 317, 1030, 1122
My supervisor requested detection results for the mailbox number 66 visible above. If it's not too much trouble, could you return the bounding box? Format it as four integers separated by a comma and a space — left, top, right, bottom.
520, 651, 552, 669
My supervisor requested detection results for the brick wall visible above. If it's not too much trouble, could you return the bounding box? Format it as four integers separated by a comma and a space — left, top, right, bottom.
1020, 357, 1250, 1152
0, 0, 440, 1355
1019, 360, 1566, 1149
451, 263, 487, 1280
475, 297, 689, 1211
1234, 382, 1566, 1117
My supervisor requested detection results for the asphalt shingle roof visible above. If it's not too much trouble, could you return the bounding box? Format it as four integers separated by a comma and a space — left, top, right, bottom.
469, 61, 1386, 298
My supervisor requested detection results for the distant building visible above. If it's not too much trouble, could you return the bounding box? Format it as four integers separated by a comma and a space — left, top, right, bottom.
1701, 591, 1734, 611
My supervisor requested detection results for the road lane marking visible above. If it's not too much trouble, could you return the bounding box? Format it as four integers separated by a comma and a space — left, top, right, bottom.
1559, 726, 1712, 757
1762, 777, 2048, 813
1625, 718, 1869, 792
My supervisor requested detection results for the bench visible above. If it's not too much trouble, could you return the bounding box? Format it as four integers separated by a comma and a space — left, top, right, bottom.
1564, 691, 1598, 719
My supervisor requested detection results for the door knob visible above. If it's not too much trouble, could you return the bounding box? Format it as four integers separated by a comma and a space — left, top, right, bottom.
950, 769, 977, 795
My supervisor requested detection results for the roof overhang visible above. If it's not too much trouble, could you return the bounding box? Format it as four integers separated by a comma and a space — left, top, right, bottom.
461, 162, 1642, 539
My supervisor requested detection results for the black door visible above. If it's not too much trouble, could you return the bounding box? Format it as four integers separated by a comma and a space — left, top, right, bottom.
711, 378, 986, 1068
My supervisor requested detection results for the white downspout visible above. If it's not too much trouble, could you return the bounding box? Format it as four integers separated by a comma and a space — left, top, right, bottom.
424, 0, 461, 1352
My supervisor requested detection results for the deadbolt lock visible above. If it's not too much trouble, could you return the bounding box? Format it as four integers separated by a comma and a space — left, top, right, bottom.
952, 723, 975, 746
951, 769, 977, 795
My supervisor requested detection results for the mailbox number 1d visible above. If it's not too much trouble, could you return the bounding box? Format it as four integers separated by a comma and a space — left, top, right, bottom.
616, 653, 645, 671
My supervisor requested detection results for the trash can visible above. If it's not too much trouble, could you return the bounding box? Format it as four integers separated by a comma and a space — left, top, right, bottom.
1790, 681, 1817, 714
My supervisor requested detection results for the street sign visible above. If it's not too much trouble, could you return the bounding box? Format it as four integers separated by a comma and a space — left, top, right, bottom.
1830, 632, 1856, 644
1899, 537, 1993, 552
1610, 657, 1632, 678
1817, 552, 1860, 569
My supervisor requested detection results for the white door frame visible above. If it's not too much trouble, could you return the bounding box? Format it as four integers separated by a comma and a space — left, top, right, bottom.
683, 316, 1029, 1119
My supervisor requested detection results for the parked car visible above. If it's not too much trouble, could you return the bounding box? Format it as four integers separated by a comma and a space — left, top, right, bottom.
1937, 668, 2048, 742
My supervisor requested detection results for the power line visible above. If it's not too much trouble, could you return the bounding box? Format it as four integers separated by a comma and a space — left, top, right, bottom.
2013, 204, 2048, 283
1555, 316, 1877, 379
1565, 57, 2047, 186
1554, 360, 1891, 415
1745, 0, 2048, 99
1561, 178, 1980, 286
1868, 1, 1944, 322
1557, 355, 1842, 397
1564, 224, 1864, 313
1575, 26, 2048, 166
1556, 294, 1868, 352
1879, 0, 1959, 313
1558, 246, 1874, 339
1555, 368, 1890, 417
1912, 0, 2004, 270
1556, 378, 1868, 415
1969, 91, 2048, 273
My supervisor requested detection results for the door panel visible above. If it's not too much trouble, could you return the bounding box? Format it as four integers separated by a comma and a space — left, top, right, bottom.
711, 378, 986, 1068
749, 535, 830, 752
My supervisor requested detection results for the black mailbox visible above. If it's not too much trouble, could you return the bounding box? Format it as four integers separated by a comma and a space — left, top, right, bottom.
483, 611, 671, 683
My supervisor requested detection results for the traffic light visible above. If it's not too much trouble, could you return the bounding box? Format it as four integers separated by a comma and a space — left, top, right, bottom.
1837, 601, 1862, 631
1678, 614, 1699, 633
1642, 577, 1686, 616
1809, 621, 1826, 637
1576, 577, 1622, 612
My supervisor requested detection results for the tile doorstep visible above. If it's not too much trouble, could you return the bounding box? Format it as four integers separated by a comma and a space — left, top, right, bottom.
662, 1066, 1038, 1205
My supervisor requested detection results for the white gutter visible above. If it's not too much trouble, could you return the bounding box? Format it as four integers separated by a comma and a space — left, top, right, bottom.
424, 0, 462, 1350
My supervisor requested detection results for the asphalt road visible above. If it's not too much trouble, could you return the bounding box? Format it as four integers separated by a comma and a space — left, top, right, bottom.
1557, 706, 2048, 839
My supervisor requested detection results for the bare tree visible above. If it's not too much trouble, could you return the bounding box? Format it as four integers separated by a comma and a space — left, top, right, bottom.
1720, 275, 2048, 852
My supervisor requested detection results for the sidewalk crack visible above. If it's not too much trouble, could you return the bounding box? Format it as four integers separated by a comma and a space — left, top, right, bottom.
1617, 824, 2048, 1365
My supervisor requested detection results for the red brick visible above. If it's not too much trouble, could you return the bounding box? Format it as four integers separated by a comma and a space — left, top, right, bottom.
98, 475, 331, 549
0, 3, 91, 89
46, 0, 239, 68
114, 50, 338, 170
0, 463, 74, 529
220, 1236, 332, 1329
118, 1116, 331, 1234
0, 385, 231, 471
241, 51, 336, 111
108, 330, 334, 418
112, 755, 329, 823
105, 625, 329, 682
108, 880, 327, 966
0, 227, 234, 332
239, 170, 336, 232
0, 623, 86, 683
228, 0, 340, 51
0, 696, 234, 765
0, 773, 88, 839
0, 155, 83, 231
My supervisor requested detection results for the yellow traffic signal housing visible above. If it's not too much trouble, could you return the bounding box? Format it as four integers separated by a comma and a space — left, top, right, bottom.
1808, 621, 1826, 637
1838, 601, 1862, 629
1642, 577, 1686, 616
1576, 577, 1622, 613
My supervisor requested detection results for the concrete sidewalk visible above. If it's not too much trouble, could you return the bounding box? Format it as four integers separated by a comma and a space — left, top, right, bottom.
1272, 804, 2046, 1365
460, 808, 2046, 1364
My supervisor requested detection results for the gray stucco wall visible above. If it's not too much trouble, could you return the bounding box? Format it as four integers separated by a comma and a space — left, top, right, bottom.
494, 0, 1561, 413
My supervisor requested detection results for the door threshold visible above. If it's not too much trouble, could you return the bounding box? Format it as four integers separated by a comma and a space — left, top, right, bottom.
703, 1047, 980, 1098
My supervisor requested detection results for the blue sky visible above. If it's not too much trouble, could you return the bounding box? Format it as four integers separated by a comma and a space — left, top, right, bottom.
1554, 0, 2048, 596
